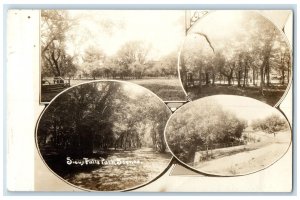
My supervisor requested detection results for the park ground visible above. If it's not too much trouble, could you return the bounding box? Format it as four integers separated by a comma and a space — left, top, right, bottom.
41, 78, 187, 102
193, 130, 291, 176
186, 84, 289, 106
63, 148, 172, 191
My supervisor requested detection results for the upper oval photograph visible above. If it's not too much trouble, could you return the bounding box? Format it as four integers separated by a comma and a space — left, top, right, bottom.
36, 81, 172, 191
164, 95, 291, 176
179, 11, 292, 106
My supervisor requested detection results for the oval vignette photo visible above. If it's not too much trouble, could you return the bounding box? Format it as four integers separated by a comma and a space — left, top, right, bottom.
179, 11, 292, 106
36, 81, 172, 191
164, 95, 291, 176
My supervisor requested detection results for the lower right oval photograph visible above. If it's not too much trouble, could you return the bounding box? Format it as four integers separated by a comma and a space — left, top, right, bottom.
164, 95, 291, 176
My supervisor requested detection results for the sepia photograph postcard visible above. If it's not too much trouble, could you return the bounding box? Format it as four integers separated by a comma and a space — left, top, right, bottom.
6, 8, 294, 193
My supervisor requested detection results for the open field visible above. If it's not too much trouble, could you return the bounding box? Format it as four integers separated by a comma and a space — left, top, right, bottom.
186, 84, 288, 106
193, 131, 291, 176
129, 78, 186, 101
41, 78, 186, 102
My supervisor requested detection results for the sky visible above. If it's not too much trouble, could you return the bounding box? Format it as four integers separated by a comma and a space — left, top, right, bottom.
66, 10, 185, 60
178, 95, 286, 124
185, 11, 289, 57
212, 95, 285, 122
188, 11, 245, 40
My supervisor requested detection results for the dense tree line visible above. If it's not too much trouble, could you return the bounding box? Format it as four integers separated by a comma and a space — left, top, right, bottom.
41, 10, 178, 81
80, 42, 179, 80
252, 114, 288, 137
37, 82, 171, 157
180, 11, 291, 95
166, 100, 247, 163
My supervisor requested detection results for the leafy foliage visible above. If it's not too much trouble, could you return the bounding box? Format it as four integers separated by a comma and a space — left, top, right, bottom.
37, 82, 171, 156
41, 10, 78, 78
166, 99, 247, 163
180, 11, 291, 94
252, 114, 288, 135
41, 10, 179, 80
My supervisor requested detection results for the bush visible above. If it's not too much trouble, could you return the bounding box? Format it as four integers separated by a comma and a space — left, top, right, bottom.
166, 100, 247, 163
251, 114, 288, 135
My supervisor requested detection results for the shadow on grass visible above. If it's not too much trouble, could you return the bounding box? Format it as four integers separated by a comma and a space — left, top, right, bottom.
55, 148, 172, 191
187, 84, 287, 106
139, 84, 186, 100
41, 78, 187, 102
41, 89, 67, 102
41, 152, 110, 178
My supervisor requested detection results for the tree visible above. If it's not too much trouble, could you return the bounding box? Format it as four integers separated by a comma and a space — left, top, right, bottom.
111, 88, 171, 152
179, 11, 292, 101
41, 10, 77, 78
166, 100, 247, 163
38, 81, 171, 154
216, 52, 234, 86
159, 51, 179, 77
181, 35, 214, 91
37, 82, 120, 155
116, 40, 151, 79
129, 61, 145, 79
82, 46, 106, 79
251, 114, 288, 137
271, 42, 291, 85
179, 51, 188, 88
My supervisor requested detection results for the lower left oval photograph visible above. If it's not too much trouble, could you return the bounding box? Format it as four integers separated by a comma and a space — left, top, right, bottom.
36, 81, 173, 191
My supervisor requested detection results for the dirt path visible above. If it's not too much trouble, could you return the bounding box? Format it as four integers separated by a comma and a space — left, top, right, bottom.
194, 131, 291, 176
65, 148, 172, 191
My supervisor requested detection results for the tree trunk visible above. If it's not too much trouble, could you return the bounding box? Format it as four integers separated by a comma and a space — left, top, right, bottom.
198, 68, 202, 92
227, 76, 231, 85
51, 51, 61, 76
78, 125, 93, 155
205, 72, 209, 85
243, 65, 247, 87
206, 144, 209, 158
253, 68, 256, 85
219, 72, 222, 84
256, 71, 259, 86
123, 136, 126, 150
281, 65, 285, 85
181, 68, 188, 89
159, 131, 166, 152
287, 68, 290, 83
237, 70, 241, 87
266, 60, 270, 87
53, 119, 57, 146
229, 69, 233, 86
287, 59, 290, 83
260, 63, 265, 95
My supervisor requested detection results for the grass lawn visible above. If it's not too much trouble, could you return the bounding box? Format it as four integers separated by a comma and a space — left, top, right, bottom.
129, 78, 186, 101
186, 84, 289, 106
41, 90, 64, 103
41, 78, 187, 103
